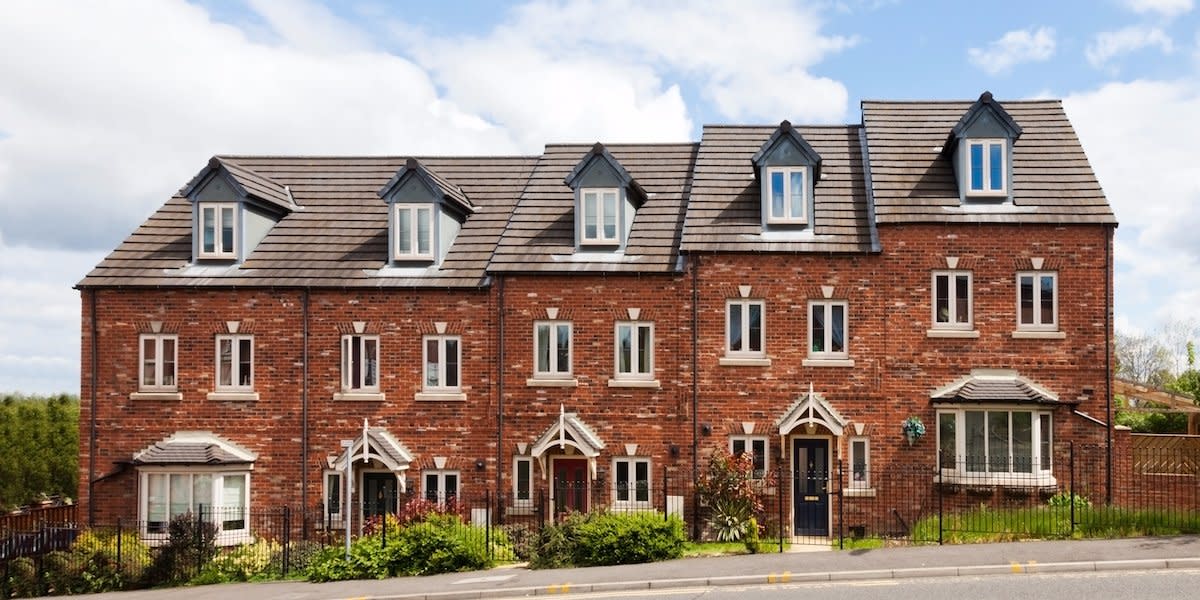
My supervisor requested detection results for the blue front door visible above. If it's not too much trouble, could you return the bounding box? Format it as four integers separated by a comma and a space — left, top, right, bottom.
793, 438, 830, 536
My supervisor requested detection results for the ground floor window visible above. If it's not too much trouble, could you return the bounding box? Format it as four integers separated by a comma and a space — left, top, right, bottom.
613, 457, 651, 507
848, 437, 870, 489
730, 436, 768, 478
938, 409, 1053, 484
423, 470, 459, 507
140, 470, 249, 536
322, 471, 343, 525
513, 457, 533, 510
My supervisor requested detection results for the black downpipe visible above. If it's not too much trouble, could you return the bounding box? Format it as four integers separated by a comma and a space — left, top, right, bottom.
690, 255, 700, 540
496, 276, 506, 515
1105, 226, 1113, 504
301, 289, 310, 515
88, 289, 98, 527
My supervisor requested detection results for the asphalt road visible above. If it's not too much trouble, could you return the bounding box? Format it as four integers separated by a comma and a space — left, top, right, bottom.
499, 568, 1200, 600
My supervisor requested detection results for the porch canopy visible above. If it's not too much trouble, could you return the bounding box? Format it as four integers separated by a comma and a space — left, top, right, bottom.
328, 427, 414, 491
531, 410, 606, 478
774, 386, 850, 457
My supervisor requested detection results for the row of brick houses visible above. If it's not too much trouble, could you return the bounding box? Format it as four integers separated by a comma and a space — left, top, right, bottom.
78, 92, 1117, 539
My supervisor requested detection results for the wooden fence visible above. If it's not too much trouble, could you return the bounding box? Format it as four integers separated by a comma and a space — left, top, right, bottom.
0, 505, 77, 537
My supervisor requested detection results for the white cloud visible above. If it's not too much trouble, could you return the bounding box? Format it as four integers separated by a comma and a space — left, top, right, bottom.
967, 26, 1056, 75
401, 0, 855, 128
1121, 0, 1194, 18
1085, 26, 1174, 68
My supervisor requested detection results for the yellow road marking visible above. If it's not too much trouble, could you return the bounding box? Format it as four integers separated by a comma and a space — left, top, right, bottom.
547, 583, 572, 594
1011, 562, 1022, 573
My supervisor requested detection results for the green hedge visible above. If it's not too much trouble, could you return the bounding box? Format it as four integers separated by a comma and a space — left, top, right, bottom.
531, 511, 685, 568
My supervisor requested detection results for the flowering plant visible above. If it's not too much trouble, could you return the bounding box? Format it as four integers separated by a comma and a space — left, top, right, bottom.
902, 416, 926, 445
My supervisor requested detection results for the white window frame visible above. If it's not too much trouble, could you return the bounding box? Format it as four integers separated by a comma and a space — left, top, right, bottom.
764, 166, 809, 224
198, 202, 238, 259
215, 334, 253, 391
1016, 272, 1058, 331
614, 321, 654, 380
580, 188, 621, 245
612, 457, 652, 508
393, 204, 435, 260
533, 321, 573, 379
725, 299, 765, 358
966, 138, 1007, 196
937, 408, 1054, 486
341, 334, 380, 392
139, 334, 178, 392
139, 469, 250, 543
848, 437, 871, 490
932, 271, 973, 330
423, 470, 460, 508
513, 456, 533, 510
322, 471, 343, 526
423, 335, 461, 392
730, 436, 769, 478
808, 300, 849, 360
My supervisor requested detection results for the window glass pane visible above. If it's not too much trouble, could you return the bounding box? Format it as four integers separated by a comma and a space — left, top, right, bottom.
635, 461, 649, 502
143, 338, 156, 387
350, 336, 361, 389
417, 207, 432, 255
789, 170, 804, 219
751, 439, 766, 475
770, 171, 784, 218
193, 474, 212, 514
1040, 414, 1052, 471
811, 304, 825, 353
583, 193, 597, 239
637, 325, 651, 374
516, 460, 531, 501
616, 461, 630, 502
989, 143, 1003, 190
852, 440, 867, 483
1040, 275, 1055, 325
425, 473, 439, 502
556, 324, 570, 373
1012, 412, 1033, 473
365, 338, 378, 387
220, 207, 235, 253
1019, 275, 1034, 324
939, 413, 956, 469
161, 338, 175, 386
969, 143, 984, 190
218, 339, 233, 386
397, 208, 412, 254
426, 338, 440, 387
732, 439, 746, 455
170, 474, 190, 518
955, 275, 970, 323
617, 325, 631, 374
748, 304, 762, 352
147, 474, 167, 530
935, 275, 949, 323
238, 338, 252, 386
445, 338, 459, 387
831, 304, 845, 353
965, 411, 985, 472
445, 474, 458, 499
326, 473, 341, 514
603, 192, 617, 239
536, 325, 550, 373
202, 207, 215, 254
988, 412, 1010, 473
728, 304, 742, 352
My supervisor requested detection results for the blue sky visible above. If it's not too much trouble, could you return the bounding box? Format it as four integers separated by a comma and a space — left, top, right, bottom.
1, 0, 1199, 394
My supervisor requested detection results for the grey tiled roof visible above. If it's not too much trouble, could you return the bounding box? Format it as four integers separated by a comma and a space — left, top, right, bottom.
680, 125, 875, 253
932, 372, 1062, 405
489, 143, 697, 273
132, 433, 256, 466
79, 155, 537, 288
861, 99, 1116, 224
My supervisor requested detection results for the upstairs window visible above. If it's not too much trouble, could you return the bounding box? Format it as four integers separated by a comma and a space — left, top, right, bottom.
932, 271, 973, 329
140, 334, 178, 391
394, 204, 434, 260
809, 300, 848, 359
615, 322, 653, 380
967, 139, 1006, 195
341, 335, 380, 392
766, 167, 808, 224
726, 299, 765, 357
534, 321, 572, 379
423, 335, 461, 392
215, 335, 253, 391
581, 188, 620, 245
199, 203, 237, 259
1017, 272, 1057, 330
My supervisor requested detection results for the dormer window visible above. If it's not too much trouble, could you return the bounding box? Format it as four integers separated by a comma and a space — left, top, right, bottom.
967, 139, 1006, 195
581, 188, 620, 244
766, 167, 808, 224
394, 204, 434, 260
198, 203, 237, 259
949, 92, 1022, 203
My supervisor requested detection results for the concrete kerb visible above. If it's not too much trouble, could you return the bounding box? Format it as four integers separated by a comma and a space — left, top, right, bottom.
360, 557, 1200, 600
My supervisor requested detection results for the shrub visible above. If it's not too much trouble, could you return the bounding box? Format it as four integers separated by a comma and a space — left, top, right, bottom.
144, 514, 218, 585
499, 523, 538, 561
696, 449, 772, 542
192, 538, 281, 584
531, 511, 685, 568
743, 517, 762, 554
5, 556, 39, 598
1047, 492, 1092, 511
71, 529, 151, 592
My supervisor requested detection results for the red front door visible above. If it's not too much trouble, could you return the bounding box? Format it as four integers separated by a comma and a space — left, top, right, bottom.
553, 458, 587, 515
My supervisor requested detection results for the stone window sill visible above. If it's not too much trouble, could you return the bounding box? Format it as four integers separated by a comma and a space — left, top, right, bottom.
718, 356, 772, 367
129, 391, 183, 401
206, 391, 259, 402
845, 487, 876, 498
333, 391, 386, 401
607, 379, 661, 389
1011, 330, 1066, 340
926, 329, 980, 338
415, 391, 467, 402
802, 358, 856, 368
526, 378, 579, 387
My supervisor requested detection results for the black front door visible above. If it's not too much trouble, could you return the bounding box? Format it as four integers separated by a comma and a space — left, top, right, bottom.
793, 438, 830, 536
362, 472, 397, 519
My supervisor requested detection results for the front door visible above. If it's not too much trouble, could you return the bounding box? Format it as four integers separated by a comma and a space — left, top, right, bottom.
793, 438, 830, 536
552, 458, 587, 516
362, 472, 397, 520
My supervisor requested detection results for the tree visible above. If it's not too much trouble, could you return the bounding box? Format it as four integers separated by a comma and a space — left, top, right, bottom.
1115, 331, 1173, 386
0, 393, 79, 510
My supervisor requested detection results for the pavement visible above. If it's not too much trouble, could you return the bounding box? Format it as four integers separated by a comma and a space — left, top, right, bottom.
84, 535, 1200, 600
